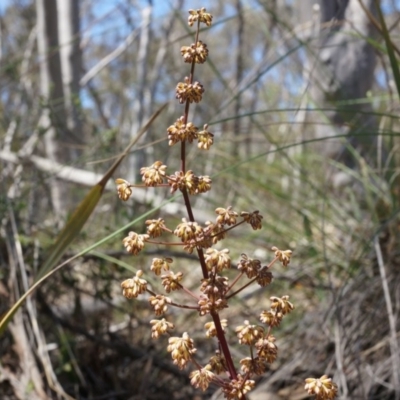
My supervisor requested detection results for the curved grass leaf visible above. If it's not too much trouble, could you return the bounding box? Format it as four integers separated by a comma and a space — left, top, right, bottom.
0, 104, 167, 336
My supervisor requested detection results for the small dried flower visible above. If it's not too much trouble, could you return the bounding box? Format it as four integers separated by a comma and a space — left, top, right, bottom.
145, 218, 167, 238
197, 175, 212, 193
115, 178, 132, 201
237, 254, 261, 279
204, 319, 227, 338
256, 267, 273, 287
200, 275, 228, 297
122, 232, 149, 255
240, 356, 267, 375
190, 365, 215, 391
215, 206, 238, 226
174, 218, 204, 242
167, 170, 199, 194
183, 241, 200, 254
184, 170, 199, 194
235, 320, 264, 346
272, 246, 292, 267
167, 332, 197, 369
259, 309, 283, 328
188, 8, 213, 27
241, 210, 263, 230
255, 335, 278, 363
150, 318, 174, 339
161, 271, 183, 293
167, 171, 184, 193
197, 124, 214, 150
150, 257, 172, 276
167, 116, 198, 146
194, 234, 213, 250
304, 375, 338, 400
198, 294, 228, 315
181, 41, 209, 64
176, 77, 204, 104
209, 351, 227, 374
205, 248, 231, 272
222, 374, 255, 399
149, 294, 172, 316
270, 295, 294, 315
140, 161, 167, 186
121, 270, 147, 299
205, 221, 226, 244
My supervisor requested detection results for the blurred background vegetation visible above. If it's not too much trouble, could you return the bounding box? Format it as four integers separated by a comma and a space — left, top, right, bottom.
1, 0, 400, 399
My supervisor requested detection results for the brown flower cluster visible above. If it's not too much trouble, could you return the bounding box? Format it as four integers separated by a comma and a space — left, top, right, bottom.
149, 294, 172, 316
190, 365, 215, 391
238, 254, 261, 278
150, 257, 172, 275
115, 178, 133, 201
146, 218, 167, 238
167, 116, 198, 145
222, 374, 255, 400
197, 124, 214, 150
167, 332, 197, 369
181, 41, 209, 64
235, 320, 264, 345
122, 232, 149, 255
259, 295, 294, 328
150, 318, 174, 339
241, 210, 263, 230
188, 8, 213, 27
272, 246, 292, 267
209, 350, 227, 375
205, 319, 227, 338
140, 161, 167, 186
113, 7, 331, 400
121, 270, 147, 299
176, 77, 204, 104
305, 376, 338, 400
167, 171, 212, 195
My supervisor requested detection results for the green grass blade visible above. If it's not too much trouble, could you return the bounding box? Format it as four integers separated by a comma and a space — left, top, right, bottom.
0, 187, 178, 337
36, 104, 167, 280
0, 105, 167, 335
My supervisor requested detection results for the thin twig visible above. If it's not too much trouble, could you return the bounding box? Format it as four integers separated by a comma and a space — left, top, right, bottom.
374, 236, 400, 399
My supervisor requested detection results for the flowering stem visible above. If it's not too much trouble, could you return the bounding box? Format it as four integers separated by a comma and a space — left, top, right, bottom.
226, 279, 255, 300
224, 271, 245, 295
226, 257, 280, 300
178, 16, 241, 385
178, 284, 200, 300
181, 20, 201, 174
211, 311, 238, 380
117, 8, 299, 399
170, 302, 198, 310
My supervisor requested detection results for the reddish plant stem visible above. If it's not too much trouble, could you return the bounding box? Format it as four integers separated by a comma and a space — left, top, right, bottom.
146, 289, 198, 310
179, 17, 239, 385
182, 188, 195, 221
197, 247, 209, 279
224, 271, 245, 295
178, 284, 200, 300
170, 301, 198, 310
226, 257, 280, 300
211, 310, 238, 380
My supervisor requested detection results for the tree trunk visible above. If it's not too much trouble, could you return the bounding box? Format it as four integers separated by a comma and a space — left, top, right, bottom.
37, 0, 64, 217
297, 0, 379, 170
130, 4, 152, 183
57, 0, 83, 152
36, 0, 82, 218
